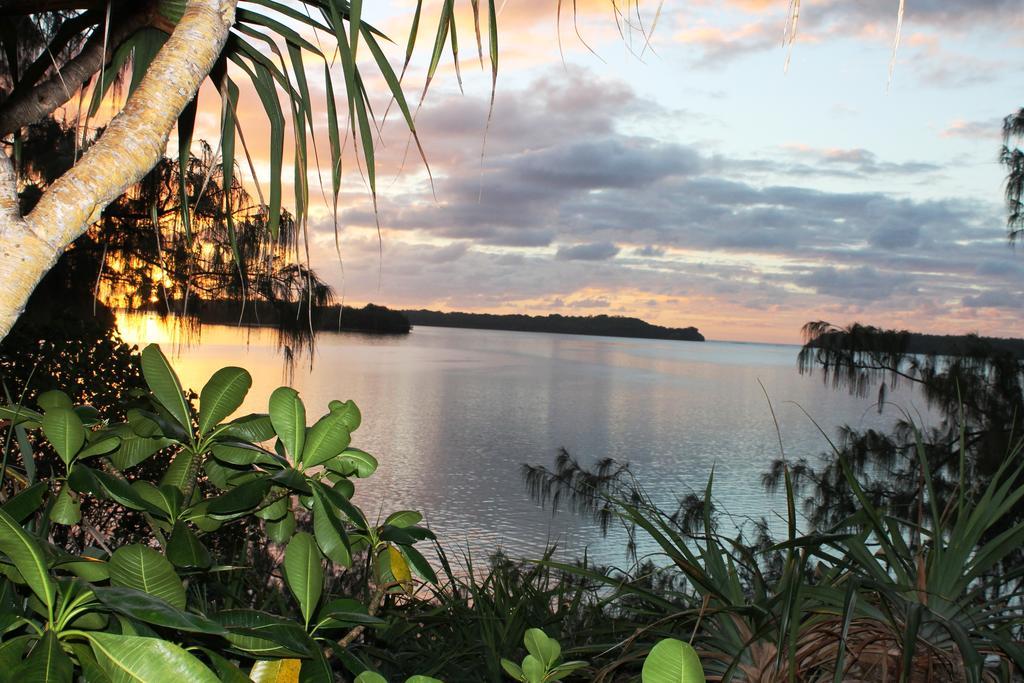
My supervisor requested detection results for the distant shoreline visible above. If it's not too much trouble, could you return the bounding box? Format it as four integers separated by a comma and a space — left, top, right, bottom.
178, 302, 706, 343
401, 309, 705, 342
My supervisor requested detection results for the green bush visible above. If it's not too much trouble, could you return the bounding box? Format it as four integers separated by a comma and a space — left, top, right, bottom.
0, 344, 437, 681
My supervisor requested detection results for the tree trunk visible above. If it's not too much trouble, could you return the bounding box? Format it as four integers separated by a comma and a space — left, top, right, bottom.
0, 0, 238, 342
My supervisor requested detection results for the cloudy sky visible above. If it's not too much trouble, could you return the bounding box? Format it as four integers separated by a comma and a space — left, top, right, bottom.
199, 0, 1024, 343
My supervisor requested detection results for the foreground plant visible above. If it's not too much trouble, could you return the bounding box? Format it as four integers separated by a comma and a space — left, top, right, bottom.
0, 343, 437, 680
525, 424, 1024, 681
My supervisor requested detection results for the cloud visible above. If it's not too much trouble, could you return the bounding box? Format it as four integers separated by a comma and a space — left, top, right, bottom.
300, 65, 1022, 343
942, 118, 1004, 141
961, 290, 1023, 310
556, 242, 621, 261
674, 22, 777, 66
796, 266, 914, 301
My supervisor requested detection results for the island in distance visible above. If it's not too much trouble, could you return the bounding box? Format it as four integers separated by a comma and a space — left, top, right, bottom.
401, 309, 705, 342
196, 301, 705, 342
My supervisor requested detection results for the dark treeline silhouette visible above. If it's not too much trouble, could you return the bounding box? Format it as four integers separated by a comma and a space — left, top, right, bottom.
805, 324, 1024, 359
195, 301, 411, 335
402, 310, 704, 342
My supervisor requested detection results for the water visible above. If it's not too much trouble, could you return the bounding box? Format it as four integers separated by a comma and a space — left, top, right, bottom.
119, 317, 930, 567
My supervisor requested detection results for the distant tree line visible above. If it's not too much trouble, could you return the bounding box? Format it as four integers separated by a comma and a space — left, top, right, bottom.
197, 302, 411, 335
402, 310, 705, 342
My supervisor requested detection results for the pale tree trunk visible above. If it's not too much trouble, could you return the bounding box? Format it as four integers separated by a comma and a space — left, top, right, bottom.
0, 0, 238, 341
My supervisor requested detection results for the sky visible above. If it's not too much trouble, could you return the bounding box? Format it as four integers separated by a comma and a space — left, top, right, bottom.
193, 0, 1024, 344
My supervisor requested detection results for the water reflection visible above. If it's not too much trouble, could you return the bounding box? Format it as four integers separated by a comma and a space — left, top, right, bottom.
118, 314, 931, 566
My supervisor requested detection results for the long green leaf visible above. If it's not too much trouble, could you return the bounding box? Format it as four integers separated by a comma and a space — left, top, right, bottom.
284, 532, 322, 628
140, 345, 192, 436
198, 367, 252, 435
41, 407, 85, 466
86, 632, 219, 683
13, 630, 72, 683
301, 411, 351, 469
311, 485, 351, 567
641, 638, 706, 683
93, 586, 226, 635
108, 545, 186, 609
0, 507, 55, 615
269, 388, 305, 462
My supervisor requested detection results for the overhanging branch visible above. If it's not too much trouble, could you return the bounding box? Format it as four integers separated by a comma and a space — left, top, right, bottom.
0, 0, 239, 341
0, 3, 154, 136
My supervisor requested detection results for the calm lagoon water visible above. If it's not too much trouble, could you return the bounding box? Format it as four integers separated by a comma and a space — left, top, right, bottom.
120, 317, 929, 567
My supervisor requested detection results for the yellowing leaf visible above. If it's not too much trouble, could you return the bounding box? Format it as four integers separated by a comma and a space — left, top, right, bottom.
388, 545, 412, 593
250, 658, 302, 683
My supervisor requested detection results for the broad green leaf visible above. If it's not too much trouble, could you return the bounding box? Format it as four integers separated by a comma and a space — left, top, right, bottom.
298, 647, 333, 683
220, 414, 276, 442
524, 628, 560, 669
67, 642, 109, 683
330, 448, 378, 478
130, 482, 182, 520
249, 659, 302, 683
0, 507, 55, 614
0, 404, 42, 427
69, 466, 164, 516
217, 609, 313, 658
641, 638, 705, 683
198, 648, 251, 683
256, 495, 289, 521
284, 532, 322, 628
140, 345, 192, 433
210, 442, 281, 467
86, 632, 219, 683
41, 407, 85, 466
328, 400, 361, 431
0, 635, 34, 672
159, 449, 197, 492
269, 387, 305, 462
312, 486, 351, 567
2, 482, 46, 522
385, 511, 422, 528
500, 659, 525, 682
49, 485, 81, 525
108, 545, 186, 609
54, 555, 109, 582
270, 468, 311, 494
354, 673, 387, 683
266, 511, 296, 544
300, 412, 351, 469
522, 655, 545, 683
167, 521, 212, 569
198, 367, 252, 435
13, 630, 72, 683
78, 435, 121, 460
93, 586, 226, 635
110, 434, 172, 470
36, 390, 72, 411
208, 478, 272, 517
397, 544, 437, 584
406, 677, 444, 683
312, 481, 367, 531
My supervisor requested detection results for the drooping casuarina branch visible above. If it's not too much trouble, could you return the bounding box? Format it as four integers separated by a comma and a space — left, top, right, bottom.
0, 0, 238, 341
0, 4, 154, 136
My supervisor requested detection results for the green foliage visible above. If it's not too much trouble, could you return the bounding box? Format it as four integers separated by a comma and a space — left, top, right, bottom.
501, 629, 587, 683
521, 429, 1024, 682
0, 344, 439, 680
641, 639, 705, 683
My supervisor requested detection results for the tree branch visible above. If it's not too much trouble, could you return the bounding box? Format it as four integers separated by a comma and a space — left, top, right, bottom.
0, 0, 239, 341
0, 3, 154, 136
0, 1, 100, 15
0, 146, 19, 224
